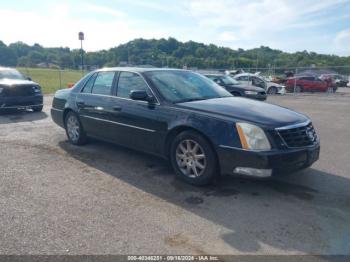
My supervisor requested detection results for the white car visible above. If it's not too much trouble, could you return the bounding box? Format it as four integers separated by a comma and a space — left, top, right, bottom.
233, 73, 285, 95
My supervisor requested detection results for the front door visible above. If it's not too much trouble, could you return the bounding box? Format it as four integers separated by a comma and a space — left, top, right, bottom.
109, 71, 167, 155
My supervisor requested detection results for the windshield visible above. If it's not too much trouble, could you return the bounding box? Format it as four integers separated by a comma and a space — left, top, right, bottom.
0, 69, 27, 80
145, 70, 232, 103
220, 75, 240, 85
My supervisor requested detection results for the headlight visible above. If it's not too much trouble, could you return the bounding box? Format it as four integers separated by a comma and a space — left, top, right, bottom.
33, 86, 41, 93
236, 123, 271, 150
244, 91, 258, 95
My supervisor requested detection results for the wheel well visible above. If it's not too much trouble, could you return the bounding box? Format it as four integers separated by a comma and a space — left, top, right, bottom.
62, 108, 73, 127
164, 126, 220, 171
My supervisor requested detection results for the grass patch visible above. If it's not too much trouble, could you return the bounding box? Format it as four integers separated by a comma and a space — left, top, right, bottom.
17, 67, 85, 94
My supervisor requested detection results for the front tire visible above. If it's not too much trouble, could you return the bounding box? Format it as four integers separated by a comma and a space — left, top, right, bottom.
267, 86, 278, 95
64, 111, 87, 145
170, 131, 218, 186
32, 105, 43, 112
295, 86, 302, 93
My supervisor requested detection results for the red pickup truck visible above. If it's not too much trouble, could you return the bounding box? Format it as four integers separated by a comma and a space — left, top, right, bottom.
285, 76, 335, 92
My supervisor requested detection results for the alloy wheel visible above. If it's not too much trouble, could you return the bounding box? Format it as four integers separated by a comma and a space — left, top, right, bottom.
175, 139, 207, 178
66, 115, 80, 143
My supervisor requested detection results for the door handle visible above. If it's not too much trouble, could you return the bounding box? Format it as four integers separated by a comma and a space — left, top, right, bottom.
112, 106, 122, 111
76, 101, 85, 108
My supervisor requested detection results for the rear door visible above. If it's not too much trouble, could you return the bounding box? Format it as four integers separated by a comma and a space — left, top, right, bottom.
76, 71, 118, 140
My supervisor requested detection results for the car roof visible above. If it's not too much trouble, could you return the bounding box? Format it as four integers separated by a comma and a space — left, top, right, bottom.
94, 67, 189, 73
234, 73, 257, 77
204, 74, 225, 77
0, 67, 15, 71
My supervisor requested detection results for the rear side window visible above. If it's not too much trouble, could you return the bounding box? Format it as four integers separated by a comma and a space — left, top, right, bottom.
237, 76, 249, 81
81, 73, 97, 93
91, 71, 115, 95
117, 72, 150, 99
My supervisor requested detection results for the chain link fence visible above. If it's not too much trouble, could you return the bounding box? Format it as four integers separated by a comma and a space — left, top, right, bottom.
16, 65, 350, 95
17, 67, 88, 94
196, 65, 350, 95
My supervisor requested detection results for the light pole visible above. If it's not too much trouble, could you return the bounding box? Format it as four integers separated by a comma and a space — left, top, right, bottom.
78, 32, 84, 73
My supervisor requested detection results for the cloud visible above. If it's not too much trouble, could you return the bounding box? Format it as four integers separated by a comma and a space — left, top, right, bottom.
0, 3, 169, 51
334, 28, 350, 55
187, 0, 350, 54
0, 0, 349, 55
85, 4, 126, 18
219, 32, 239, 42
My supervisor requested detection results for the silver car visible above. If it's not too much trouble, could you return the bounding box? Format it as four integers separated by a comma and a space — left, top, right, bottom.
234, 73, 285, 95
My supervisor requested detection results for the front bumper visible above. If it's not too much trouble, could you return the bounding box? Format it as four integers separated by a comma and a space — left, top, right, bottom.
218, 143, 320, 177
0, 95, 43, 109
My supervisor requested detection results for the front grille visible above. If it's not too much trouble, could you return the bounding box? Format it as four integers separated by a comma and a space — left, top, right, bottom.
277, 122, 318, 148
3, 85, 36, 97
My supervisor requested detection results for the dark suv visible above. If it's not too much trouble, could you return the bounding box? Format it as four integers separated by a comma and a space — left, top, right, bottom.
205, 74, 267, 101
0, 67, 43, 112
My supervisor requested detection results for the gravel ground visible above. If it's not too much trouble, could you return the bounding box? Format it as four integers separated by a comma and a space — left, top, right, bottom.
0, 89, 349, 255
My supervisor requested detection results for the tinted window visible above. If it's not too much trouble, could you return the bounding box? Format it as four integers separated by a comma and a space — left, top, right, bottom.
237, 76, 249, 81
145, 70, 231, 103
117, 72, 150, 99
81, 73, 97, 93
300, 77, 314, 81
91, 71, 115, 95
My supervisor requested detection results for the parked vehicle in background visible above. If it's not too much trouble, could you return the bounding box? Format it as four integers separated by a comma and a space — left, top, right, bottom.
320, 74, 349, 87
285, 76, 335, 93
51, 68, 320, 186
233, 73, 285, 95
0, 67, 43, 112
204, 74, 267, 101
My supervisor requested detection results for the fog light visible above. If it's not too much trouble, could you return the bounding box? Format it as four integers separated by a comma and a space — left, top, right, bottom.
234, 167, 272, 178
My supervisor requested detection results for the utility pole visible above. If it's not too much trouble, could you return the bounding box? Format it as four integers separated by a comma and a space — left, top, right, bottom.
79, 32, 84, 74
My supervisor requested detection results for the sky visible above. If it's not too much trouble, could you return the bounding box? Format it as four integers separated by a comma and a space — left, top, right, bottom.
0, 0, 350, 56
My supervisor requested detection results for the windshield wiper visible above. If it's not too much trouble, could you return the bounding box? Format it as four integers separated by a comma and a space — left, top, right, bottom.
175, 96, 218, 103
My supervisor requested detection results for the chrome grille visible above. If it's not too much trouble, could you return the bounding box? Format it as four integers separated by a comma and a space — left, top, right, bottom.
277, 122, 318, 148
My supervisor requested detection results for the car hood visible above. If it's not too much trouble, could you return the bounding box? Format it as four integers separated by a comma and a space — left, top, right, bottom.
176, 97, 308, 128
226, 84, 265, 92
0, 78, 39, 86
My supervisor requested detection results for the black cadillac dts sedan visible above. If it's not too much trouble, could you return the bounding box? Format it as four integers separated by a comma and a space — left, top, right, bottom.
51, 68, 320, 185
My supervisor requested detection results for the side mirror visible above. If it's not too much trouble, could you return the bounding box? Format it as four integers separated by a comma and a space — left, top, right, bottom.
27, 76, 32, 81
130, 90, 155, 103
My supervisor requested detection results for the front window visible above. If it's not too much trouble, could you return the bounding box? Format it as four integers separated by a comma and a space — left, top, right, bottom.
145, 70, 231, 103
117, 72, 150, 99
0, 69, 27, 80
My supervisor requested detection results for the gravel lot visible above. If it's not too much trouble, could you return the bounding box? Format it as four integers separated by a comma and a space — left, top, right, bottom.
0, 89, 350, 255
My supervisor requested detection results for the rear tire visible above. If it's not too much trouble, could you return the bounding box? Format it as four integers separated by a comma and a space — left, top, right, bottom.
32, 105, 43, 112
170, 130, 218, 186
64, 111, 87, 145
295, 86, 302, 93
